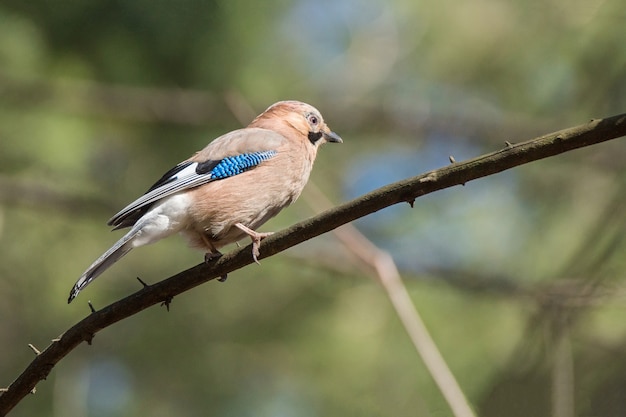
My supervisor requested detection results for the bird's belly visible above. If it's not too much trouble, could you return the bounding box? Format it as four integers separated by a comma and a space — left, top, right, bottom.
196, 202, 282, 243
182, 172, 300, 251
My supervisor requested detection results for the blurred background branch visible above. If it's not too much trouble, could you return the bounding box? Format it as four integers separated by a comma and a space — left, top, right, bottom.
0, 70, 555, 141
304, 183, 477, 417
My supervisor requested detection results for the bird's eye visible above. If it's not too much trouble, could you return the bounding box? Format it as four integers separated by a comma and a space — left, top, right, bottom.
307, 114, 319, 126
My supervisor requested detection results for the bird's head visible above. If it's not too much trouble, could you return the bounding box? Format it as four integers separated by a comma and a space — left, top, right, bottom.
250, 100, 343, 147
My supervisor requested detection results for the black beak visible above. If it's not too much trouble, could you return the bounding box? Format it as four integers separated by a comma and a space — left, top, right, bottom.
323, 131, 343, 143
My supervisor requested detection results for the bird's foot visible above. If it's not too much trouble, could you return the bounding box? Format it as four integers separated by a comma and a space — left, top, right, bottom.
203, 251, 227, 282
204, 250, 223, 263
234, 223, 274, 264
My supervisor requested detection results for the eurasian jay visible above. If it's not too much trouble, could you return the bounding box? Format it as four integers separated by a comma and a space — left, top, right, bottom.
68, 100, 342, 303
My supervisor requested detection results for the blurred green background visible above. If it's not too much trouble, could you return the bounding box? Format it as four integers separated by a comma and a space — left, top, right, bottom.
0, 0, 625, 416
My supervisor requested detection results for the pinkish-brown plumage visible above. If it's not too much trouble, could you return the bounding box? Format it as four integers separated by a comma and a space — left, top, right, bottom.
68, 101, 342, 303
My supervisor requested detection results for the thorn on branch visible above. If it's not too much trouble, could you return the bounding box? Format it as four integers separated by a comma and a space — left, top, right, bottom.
449, 155, 456, 163
85, 333, 95, 346
218, 274, 228, 282
30, 387, 36, 394
161, 295, 174, 311
136, 276, 149, 288
88, 301, 96, 314
407, 199, 415, 208
27, 344, 41, 355
51, 338, 61, 342
505, 141, 514, 148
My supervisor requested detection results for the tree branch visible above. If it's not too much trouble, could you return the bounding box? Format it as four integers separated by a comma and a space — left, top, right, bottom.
1, 113, 625, 415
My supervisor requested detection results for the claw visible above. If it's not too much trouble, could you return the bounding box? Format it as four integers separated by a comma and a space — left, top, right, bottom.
204, 251, 223, 263
203, 249, 227, 282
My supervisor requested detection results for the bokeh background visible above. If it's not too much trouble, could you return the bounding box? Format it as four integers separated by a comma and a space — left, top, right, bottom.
1, 0, 625, 416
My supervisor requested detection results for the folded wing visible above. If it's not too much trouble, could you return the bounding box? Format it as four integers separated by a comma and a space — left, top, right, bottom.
108, 128, 284, 229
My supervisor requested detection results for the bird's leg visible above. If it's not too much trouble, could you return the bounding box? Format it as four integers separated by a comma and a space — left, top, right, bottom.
235, 223, 274, 264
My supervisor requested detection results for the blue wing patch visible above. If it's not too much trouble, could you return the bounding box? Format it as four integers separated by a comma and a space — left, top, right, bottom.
209, 150, 277, 179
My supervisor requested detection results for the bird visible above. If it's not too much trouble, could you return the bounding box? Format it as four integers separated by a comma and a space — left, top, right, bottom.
68, 100, 342, 303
